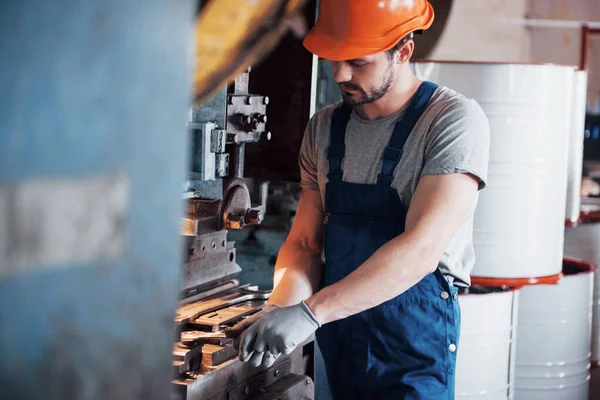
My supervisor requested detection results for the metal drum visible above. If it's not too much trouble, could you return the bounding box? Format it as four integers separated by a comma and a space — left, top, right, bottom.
455, 286, 520, 399
565, 71, 589, 224
413, 61, 574, 283
564, 212, 600, 366
514, 258, 596, 400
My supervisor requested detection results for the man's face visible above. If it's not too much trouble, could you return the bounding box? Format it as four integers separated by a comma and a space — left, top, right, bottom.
332, 52, 396, 106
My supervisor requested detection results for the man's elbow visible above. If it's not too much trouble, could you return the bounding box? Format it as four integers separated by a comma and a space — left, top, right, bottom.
283, 235, 322, 259
404, 231, 447, 275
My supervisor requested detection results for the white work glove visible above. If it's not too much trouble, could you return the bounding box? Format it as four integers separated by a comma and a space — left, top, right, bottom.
231, 301, 321, 368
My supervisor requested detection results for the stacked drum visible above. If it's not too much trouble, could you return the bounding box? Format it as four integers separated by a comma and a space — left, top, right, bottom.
414, 61, 596, 400
513, 258, 595, 399
565, 213, 600, 368
454, 286, 519, 399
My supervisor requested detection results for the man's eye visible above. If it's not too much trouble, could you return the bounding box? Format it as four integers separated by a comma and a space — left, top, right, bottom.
349, 61, 366, 67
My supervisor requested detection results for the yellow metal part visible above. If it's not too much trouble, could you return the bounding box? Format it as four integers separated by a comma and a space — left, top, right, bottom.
194, 0, 307, 104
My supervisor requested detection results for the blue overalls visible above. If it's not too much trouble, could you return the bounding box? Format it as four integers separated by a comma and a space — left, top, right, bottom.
315, 81, 461, 399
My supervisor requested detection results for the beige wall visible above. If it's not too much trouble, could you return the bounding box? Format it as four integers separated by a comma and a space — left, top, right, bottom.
428, 0, 600, 105
528, 0, 600, 66
429, 0, 531, 63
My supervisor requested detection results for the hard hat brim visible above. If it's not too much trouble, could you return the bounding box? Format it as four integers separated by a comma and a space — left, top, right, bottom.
303, 2, 434, 61
303, 31, 397, 61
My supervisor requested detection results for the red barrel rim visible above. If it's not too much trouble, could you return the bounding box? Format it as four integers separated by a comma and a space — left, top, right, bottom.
566, 211, 600, 227
563, 256, 598, 274
471, 272, 562, 287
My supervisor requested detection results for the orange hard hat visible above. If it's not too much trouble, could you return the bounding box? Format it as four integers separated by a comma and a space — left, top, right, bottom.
303, 0, 435, 61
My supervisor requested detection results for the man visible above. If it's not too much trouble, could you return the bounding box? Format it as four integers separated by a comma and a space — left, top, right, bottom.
228, 1, 491, 398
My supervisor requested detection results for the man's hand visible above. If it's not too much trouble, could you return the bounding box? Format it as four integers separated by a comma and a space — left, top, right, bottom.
226, 304, 279, 339
237, 301, 321, 368
226, 303, 279, 352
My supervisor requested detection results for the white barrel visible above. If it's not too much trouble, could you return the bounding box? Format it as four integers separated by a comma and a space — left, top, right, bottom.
514, 258, 595, 400
456, 287, 520, 399
414, 62, 574, 281
565, 70, 589, 223
564, 212, 600, 365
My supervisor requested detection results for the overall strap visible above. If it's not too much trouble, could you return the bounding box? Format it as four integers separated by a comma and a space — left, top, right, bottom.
377, 81, 438, 186
327, 103, 352, 181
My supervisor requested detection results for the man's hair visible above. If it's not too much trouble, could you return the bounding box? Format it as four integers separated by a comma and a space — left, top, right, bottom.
386, 32, 415, 59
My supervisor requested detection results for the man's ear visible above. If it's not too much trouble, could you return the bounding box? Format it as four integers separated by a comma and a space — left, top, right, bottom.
398, 40, 415, 64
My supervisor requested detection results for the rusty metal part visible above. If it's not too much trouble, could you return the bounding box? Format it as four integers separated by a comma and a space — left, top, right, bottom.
174, 289, 271, 325
180, 330, 232, 346
194, 0, 308, 104
173, 343, 204, 375
245, 208, 264, 225
226, 214, 245, 230
202, 344, 238, 367
187, 199, 222, 218
181, 199, 222, 236
192, 300, 266, 330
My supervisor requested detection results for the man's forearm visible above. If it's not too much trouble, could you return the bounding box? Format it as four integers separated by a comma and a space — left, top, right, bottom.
267, 240, 323, 307
305, 231, 438, 324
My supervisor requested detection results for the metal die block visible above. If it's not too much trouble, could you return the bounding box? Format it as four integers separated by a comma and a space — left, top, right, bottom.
201, 344, 238, 367
173, 343, 204, 375
191, 300, 266, 330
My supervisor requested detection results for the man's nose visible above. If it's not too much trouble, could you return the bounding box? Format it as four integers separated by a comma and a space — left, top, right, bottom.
332, 61, 352, 84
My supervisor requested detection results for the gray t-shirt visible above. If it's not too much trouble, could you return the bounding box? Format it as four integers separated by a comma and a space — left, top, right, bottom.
299, 85, 491, 287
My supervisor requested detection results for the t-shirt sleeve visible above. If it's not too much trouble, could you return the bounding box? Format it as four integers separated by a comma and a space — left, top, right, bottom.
298, 115, 320, 191
422, 98, 491, 190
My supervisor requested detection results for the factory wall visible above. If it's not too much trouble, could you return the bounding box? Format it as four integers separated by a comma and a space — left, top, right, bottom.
428, 0, 531, 63
428, 0, 600, 108
528, 0, 600, 66
527, 0, 600, 111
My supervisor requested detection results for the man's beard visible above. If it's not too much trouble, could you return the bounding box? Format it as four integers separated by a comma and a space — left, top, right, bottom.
339, 64, 394, 106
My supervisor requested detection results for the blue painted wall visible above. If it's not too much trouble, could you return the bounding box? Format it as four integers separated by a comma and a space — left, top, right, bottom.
0, 1, 194, 398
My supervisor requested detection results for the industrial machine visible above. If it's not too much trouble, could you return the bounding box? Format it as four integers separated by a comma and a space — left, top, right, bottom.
171, 68, 314, 400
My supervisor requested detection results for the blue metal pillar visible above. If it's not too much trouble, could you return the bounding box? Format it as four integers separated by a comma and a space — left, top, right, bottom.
0, 1, 194, 398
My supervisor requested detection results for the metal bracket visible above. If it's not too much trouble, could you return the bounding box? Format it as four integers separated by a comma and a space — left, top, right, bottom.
211, 129, 227, 153
227, 358, 293, 400
216, 153, 229, 178
188, 123, 230, 182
